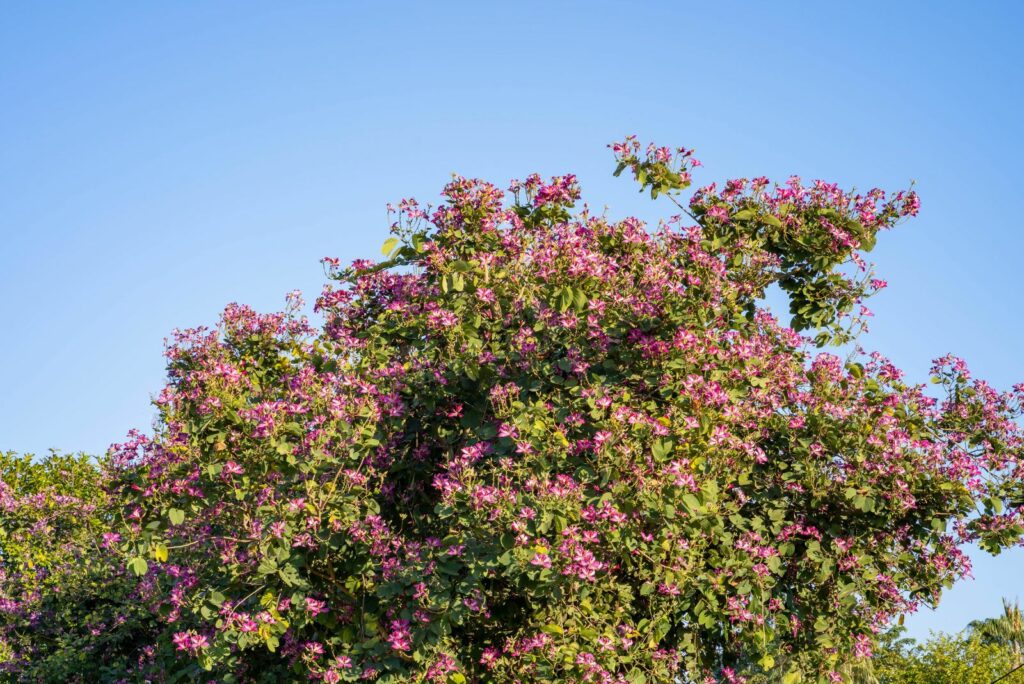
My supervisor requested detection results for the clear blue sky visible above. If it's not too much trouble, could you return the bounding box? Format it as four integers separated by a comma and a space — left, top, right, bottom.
2, 2, 1022, 640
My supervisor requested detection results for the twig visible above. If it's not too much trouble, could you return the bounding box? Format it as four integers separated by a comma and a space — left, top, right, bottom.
990, 661, 1024, 684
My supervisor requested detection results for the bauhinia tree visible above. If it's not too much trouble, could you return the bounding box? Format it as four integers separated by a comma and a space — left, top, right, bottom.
3, 138, 1023, 683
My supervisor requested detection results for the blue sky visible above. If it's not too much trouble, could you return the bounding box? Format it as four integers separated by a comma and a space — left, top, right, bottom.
2, 2, 1022, 639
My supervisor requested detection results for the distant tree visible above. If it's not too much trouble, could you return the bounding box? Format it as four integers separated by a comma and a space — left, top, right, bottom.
872, 629, 1022, 684
747, 617, 1024, 684
970, 598, 1024, 669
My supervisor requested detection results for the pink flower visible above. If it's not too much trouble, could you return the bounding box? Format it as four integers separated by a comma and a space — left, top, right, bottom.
387, 619, 413, 652
530, 551, 552, 569
853, 634, 873, 659
304, 641, 325, 659
563, 548, 604, 582
705, 205, 730, 222
532, 174, 580, 207
425, 653, 458, 681
236, 616, 258, 633
171, 630, 209, 654
222, 461, 244, 476
480, 647, 501, 668
305, 597, 327, 617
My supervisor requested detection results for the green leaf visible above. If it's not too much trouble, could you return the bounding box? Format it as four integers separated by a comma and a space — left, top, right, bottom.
559, 287, 573, 312
627, 669, 647, 684
861, 231, 877, 251
127, 556, 148, 576
168, 508, 185, 526
279, 564, 302, 586
651, 438, 674, 460
782, 670, 801, 684
681, 493, 702, 513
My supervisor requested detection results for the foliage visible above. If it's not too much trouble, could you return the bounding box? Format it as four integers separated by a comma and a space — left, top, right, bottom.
870, 626, 1023, 684
970, 598, 1024, 668
742, 622, 1024, 684
0, 451, 156, 680
4, 139, 1024, 683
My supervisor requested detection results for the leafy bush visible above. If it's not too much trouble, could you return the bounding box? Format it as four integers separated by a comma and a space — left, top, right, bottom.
0, 451, 155, 680
3, 139, 1024, 683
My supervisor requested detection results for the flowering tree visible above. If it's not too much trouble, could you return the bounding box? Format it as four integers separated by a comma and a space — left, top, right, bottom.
4, 139, 1024, 683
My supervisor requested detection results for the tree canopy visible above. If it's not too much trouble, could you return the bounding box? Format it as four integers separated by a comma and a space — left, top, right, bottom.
2, 139, 1023, 683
